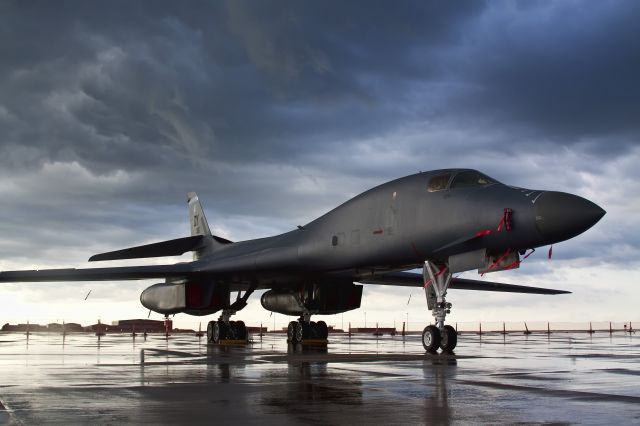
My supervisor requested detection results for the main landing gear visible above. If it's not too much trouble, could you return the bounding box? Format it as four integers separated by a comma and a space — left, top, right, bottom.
207, 287, 255, 344
422, 260, 458, 353
207, 312, 248, 344
286, 313, 329, 344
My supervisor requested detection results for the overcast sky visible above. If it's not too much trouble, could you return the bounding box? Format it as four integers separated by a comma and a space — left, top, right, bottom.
1, 1, 638, 331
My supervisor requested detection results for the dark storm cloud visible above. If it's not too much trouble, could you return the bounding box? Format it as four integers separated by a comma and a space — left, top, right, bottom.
0, 1, 488, 173
453, 1, 640, 154
0, 0, 638, 269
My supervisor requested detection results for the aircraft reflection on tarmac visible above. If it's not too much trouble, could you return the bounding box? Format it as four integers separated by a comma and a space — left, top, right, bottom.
2, 332, 640, 424
205, 339, 456, 423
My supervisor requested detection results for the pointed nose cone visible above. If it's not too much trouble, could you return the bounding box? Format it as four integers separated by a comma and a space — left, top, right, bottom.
535, 191, 605, 243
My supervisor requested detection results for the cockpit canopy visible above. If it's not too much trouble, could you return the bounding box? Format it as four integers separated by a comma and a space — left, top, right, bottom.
427, 170, 498, 192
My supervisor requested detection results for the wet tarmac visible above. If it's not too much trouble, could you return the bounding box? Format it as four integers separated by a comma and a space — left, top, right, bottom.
0, 330, 639, 425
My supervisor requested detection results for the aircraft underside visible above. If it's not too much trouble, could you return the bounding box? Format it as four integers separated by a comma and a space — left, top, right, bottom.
137, 257, 568, 352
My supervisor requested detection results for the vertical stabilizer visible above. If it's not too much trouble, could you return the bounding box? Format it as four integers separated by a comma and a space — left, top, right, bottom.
187, 192, 211, 236
186, 193, 232, 260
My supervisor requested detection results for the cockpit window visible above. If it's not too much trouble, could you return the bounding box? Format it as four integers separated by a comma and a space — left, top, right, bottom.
450, 171, 497, 189
427, 173, 451, 192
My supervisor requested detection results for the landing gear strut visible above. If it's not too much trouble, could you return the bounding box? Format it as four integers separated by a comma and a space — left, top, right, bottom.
286, 313, 328, 344
207, 287, 254, 344
422, 261, 458, 353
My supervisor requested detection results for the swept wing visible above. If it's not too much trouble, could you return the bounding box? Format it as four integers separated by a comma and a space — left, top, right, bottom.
0, 263, 197, 282
361, 271, 570, 295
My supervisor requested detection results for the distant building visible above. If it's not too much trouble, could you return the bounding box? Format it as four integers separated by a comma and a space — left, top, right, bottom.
48, 323, 64, 332
173, 328, 196, 333
349, 327, 396, 336
111, 319, 167, 333
1, 319, 173, 334
2, 323, 16, 331
2, 323, 47, 332
46, 323, 83, 332
87, 323, 108, 334
64, 323, 84, 332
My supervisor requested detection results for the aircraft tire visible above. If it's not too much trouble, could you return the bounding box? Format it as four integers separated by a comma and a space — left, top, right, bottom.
422, 325, 441, 352
220, 320, 231, 342
440, 325, 457, 352
207, 321, 215, 343
316, 321, 329, 339
287, 321, 298, 343
224, 321, 232, 340
211, 321, 221, 343
228, 320, 237, 339
235, 320, 247, 340
294, 321, 304, 342
302, 322, 314, 340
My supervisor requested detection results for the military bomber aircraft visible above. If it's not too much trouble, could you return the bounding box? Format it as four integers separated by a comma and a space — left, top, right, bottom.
0, 169, 605, 352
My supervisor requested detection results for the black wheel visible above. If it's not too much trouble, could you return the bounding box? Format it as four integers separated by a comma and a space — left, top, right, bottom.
422, 325, 441, 352
440, 325, 457, 352
228, 320, 237, 340
316, 320, 328, 339
287, 321, 298, 343
206, 321, 215, 343
235, 320, 247, 340
211, 321, 221, 343
294, 321, 304, 342
221, 321, 230, 340
301, 321, 314, 340
309, 321, 317, 338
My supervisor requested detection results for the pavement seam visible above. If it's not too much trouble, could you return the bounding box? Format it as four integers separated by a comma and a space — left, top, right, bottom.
0, 397, 24, 426
458, 379, 640, 404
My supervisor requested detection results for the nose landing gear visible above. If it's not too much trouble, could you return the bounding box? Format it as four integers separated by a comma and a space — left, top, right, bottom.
422, 261, 458, 353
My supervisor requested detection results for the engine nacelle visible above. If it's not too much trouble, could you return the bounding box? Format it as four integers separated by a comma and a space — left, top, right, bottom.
140, 281, 229, 316
261, 283, 363, 316
260, 291, 304, 316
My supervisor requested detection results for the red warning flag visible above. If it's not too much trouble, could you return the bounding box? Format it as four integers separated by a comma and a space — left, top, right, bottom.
423, 266, 448, 288
476, 208, 513, 237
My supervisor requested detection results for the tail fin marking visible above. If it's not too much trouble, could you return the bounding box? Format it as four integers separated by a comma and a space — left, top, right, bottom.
187, 192, 211, 236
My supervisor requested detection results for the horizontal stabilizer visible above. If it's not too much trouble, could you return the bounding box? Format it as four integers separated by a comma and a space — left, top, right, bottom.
360, 272, 570, 295
89, 235, 205, 262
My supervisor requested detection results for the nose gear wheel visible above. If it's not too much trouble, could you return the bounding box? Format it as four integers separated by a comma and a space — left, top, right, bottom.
422, 325, 441, 352
439, 325, 457, 353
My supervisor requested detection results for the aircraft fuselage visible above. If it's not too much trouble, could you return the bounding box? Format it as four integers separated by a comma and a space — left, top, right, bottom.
193, 169, 603, 288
